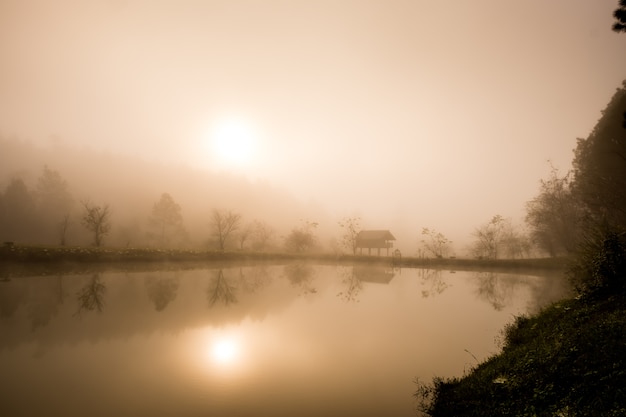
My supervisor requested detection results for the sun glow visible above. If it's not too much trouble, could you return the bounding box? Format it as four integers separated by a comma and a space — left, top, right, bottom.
211, 337, 240, 366
210, 118, 257, 168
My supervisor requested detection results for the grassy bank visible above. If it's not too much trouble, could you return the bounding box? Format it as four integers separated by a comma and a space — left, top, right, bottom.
416, 290, 626, 416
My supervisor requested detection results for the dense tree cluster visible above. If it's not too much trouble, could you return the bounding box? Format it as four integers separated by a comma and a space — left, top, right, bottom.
572, 81, 626, 230
471, 215, 530, 260
525, 166, 582, 256
0, 167, 73, 245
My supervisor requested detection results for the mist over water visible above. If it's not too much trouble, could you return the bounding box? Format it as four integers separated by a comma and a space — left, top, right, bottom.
0, 264, 569, 417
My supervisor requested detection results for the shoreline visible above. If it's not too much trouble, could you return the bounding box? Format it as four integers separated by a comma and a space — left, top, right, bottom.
0, 244, 568, 277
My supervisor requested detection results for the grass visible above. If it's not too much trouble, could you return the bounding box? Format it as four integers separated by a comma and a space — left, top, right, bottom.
415, 290, 626, 416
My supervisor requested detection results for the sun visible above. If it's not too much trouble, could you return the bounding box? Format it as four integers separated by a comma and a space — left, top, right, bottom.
210, 337, 240, 366
211, 118, 256, 168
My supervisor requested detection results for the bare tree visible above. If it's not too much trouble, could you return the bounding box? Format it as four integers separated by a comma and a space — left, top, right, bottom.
471, 215, 530, 259
420, 227, 452, 258
210, 209, 241, 250
58, 213, 71, 246
338, 216, 361, 255
251, 220, 275, 251
236, 221, 255, 250
471, 215, 507, 259
81, 200, 111, 247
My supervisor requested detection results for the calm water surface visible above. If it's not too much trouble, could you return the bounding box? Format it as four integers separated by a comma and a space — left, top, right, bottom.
0, 264, 568, 417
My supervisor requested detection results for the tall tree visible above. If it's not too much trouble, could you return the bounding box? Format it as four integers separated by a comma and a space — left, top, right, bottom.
525, 165, 583, 256
0, 178, 39, 243
338, 216, 361, 255
149, 193, 185, 248
210, 209, 241, 250
35, 166, 74, 245
81, 200, 111, 247
572, 80, 626, 230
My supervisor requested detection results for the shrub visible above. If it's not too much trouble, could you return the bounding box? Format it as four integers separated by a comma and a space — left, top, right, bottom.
568, 225, 626, 296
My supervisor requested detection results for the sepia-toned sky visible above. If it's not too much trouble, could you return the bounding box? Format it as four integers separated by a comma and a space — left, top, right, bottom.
1, 0, 625, 249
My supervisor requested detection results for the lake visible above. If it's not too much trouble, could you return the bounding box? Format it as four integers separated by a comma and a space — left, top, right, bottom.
0, 263, 569, 417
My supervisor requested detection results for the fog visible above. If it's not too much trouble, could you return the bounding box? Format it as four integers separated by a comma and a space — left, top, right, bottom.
1, 0, 625, 253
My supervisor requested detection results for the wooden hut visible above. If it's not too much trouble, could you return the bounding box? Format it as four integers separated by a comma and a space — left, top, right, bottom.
356, 230, 396, 256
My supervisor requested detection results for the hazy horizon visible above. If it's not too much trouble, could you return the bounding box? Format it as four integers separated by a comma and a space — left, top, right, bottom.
1, 0, 625, 253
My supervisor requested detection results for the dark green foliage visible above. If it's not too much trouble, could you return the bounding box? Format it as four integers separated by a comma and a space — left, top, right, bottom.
614, 0, 626, 32
418, 295, 626, 416
572, 81, 626, 230
525, 167, 583, 256
568, 226, 626, 296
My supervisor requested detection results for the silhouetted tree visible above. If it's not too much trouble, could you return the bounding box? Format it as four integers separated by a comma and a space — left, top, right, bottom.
81, 200, 111, 247
210, 209, 241, 250
613, 0, 626, 32
149, 193, 185, 247
568, 80, 626, 296
338, 216, 361, 255
525, 165, 583, 256
572, 80, 626, 230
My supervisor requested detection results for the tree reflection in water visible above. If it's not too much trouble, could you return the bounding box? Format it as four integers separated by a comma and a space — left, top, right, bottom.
473, 271, 524, 311
145, 273, 180, 312
207, 269, 237, 307
28, 274, 65, 330
418, 269, 448, 298
284, 263, 317, 296
0, 278, 27, 319
235, 266, 270, 294
74, 273, 106, 316
337, 266, 363, 303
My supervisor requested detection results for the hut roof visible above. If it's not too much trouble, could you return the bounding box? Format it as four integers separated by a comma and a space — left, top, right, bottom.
356, 230, 396, 241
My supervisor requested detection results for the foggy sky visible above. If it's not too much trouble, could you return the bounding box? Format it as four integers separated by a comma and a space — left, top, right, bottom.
1, 0, 625, 250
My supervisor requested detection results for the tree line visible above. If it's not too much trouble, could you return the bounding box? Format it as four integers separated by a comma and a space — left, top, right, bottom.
1, 79, 624, 266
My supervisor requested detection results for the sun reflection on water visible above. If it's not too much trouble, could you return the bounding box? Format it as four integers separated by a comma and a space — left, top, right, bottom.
185, 327, 252, 380
210, 337, 240, 366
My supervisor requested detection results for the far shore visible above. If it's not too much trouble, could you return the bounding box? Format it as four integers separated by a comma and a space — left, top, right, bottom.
0, 244, 569, 277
